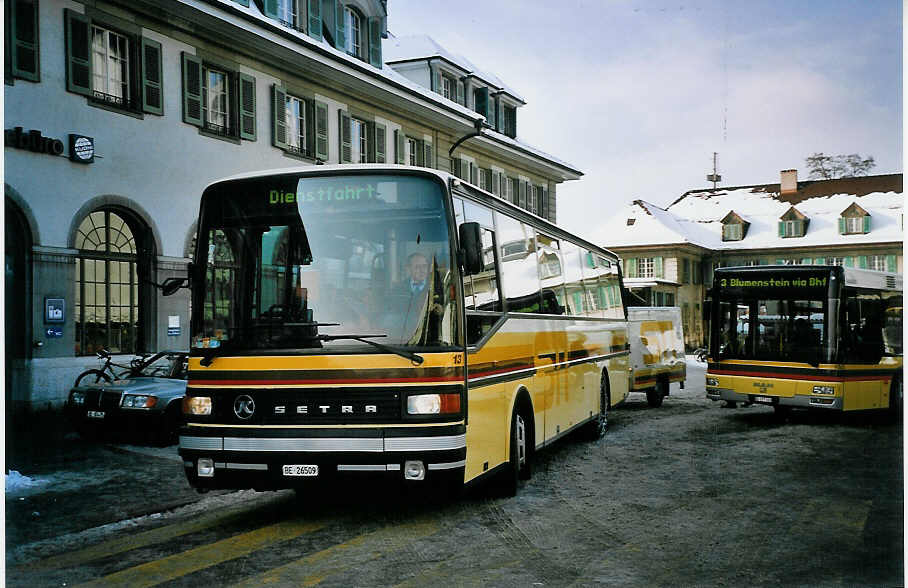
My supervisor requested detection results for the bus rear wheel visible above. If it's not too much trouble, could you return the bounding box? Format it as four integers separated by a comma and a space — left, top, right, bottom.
582, 372, 610, 440
646, 379, 668, 408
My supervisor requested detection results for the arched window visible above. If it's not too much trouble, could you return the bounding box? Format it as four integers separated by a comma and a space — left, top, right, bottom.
75, 209, 144, 355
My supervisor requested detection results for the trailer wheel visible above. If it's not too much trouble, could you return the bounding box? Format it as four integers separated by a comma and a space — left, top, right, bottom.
646, 378, 668, 408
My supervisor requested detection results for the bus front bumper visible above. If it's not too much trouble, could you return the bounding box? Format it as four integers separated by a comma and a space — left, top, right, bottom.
178, 426, 466, 490
706, 387, 843, 410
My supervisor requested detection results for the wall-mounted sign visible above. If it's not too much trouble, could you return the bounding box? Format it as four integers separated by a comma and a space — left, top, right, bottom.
45, 326, 63, 338
5, 127, 65, 156
168, 315, 181, 336
69, 134, 95, 164
45, 298, 65, 323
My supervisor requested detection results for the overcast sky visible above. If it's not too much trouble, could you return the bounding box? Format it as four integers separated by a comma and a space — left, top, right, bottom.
387, 0, 902, 243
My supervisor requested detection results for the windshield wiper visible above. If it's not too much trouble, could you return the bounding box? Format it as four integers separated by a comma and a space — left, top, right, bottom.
317, 333, 424, 365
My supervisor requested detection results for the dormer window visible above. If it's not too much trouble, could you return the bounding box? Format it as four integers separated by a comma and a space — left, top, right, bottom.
779, 206, 808, 238
343, 6, 363, 59
276, 0, 300, 29
839, 202, 871, 235
720, 211, 749, 242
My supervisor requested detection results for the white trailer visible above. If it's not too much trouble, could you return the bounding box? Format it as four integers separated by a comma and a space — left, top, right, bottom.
627, 306, 686, 407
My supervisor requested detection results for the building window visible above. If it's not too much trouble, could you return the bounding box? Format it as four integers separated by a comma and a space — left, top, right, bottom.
202, 66, 230, 133
285, 94, 307, 154
844, 216, 863, 234
781, 219, 805, 238
344, 7, 363, 58
722, 223, 742, 241
7, 0, 40, 82
407, 137, 418, 165
91, 25, 130, 105
349, 117, 368, 163
277, 0, 299, 29
442, 74, 454, 100
868, 255, 887, 271
638, 257, 654, 278
74, 210, 143, 356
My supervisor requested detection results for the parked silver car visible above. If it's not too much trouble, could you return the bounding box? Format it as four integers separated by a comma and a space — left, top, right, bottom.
65, 351, 188, 445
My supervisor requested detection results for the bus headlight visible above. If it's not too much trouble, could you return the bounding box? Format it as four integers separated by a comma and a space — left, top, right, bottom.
184, 396, 212, 415
407, 393, 461, 415
706, 377, 719, 387
812, 385, 836, 395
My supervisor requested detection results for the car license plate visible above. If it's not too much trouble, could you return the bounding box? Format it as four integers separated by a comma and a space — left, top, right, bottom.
753, 396, 773, 405
283, 464, 318, 477
86, 410, 105, 419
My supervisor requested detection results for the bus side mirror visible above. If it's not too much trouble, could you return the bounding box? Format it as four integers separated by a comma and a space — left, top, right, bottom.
161, 277, 190, 296
459, 222, 483, 276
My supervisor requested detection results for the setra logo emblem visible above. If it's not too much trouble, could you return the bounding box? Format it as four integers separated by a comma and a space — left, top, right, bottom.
234, 395, 256, 419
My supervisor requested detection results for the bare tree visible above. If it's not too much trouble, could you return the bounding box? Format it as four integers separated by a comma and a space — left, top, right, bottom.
805, 152, 876, 179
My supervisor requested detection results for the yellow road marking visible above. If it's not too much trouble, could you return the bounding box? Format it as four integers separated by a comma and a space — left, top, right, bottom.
74, 518, 325, 588
24, 499, 276, 572
230, 518, 438, 587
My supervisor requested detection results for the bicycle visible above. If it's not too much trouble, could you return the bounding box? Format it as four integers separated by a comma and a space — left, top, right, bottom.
72, 349, 148, 387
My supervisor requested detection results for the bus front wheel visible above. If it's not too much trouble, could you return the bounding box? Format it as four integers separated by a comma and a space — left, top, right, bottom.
889, 376, 902, 421
500, 406, 530, 496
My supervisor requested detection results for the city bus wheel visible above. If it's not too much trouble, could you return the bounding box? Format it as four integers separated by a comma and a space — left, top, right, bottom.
772, 405, 792, 421
888, 376, 902, 422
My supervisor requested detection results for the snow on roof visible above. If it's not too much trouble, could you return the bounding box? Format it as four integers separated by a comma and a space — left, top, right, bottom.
599, 180, 903, 251
383, 34, 525, 103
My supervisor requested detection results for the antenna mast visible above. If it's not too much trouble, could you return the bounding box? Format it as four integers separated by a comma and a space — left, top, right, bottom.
706, 152, 722, 190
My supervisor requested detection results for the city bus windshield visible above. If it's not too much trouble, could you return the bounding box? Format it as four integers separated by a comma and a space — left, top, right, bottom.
192, 173, 458, 352
713, 269, 832, 364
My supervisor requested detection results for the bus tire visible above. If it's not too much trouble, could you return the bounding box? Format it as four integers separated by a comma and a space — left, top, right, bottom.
500, 405, 530, 496
582, 371, 611, 440
889, 375, 902, 421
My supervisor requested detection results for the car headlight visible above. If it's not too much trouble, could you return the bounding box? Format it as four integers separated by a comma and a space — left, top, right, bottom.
184, 396, 212, 416
121, 394, 157, 409
407, 393, 461, 415
812, 385, 836, 395
706, 377, 719, 387
71, 391, 85, 406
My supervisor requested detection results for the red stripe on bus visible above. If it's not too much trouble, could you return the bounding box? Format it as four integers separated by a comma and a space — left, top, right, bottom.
190, 376, 465, 386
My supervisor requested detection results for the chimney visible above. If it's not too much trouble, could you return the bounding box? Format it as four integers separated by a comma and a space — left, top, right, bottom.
780, 169, 798, 195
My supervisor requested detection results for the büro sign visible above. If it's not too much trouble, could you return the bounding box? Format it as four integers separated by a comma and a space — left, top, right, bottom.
5, 127, 65, 156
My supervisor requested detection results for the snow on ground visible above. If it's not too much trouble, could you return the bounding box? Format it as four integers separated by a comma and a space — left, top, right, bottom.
6, 470, 50, 495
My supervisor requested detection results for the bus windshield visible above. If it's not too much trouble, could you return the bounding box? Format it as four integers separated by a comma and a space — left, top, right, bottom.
713, 268, 832, 364
192, 173, 458, 352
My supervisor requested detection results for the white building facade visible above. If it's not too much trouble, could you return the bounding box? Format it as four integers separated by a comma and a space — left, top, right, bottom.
5, 0, 581, 413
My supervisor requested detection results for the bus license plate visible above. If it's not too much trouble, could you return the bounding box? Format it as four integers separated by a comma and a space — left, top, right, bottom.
283, 464, 318, 477
87, 411, 105, 419
753, 396, 773, 405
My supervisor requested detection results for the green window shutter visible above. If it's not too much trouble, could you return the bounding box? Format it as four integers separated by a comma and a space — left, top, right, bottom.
858, 256, 868, 269
308, 0, 322, 40
338, 110, 351, 163
778, 221, 786, 238
497, 100, 505, 132
314, 100, 329, 160
838, 217, 846, 234
456, 80, 464, 105
181, 52, 203, 126
775, 259, 785, 266
886, 255, 897, 272
627, 258, 637, 278
366, 122, 376, 163
518, 179, 526, 207
863, 216, 871, 233
845, 257, 854, 267
263, 0, 278, 18
814, 258, 825, 265
759, 259, 768, 265
368, 18, 382, 68
374, 123, 386, 163
394, 130, 405, 164
234, 0, 250, 6
334, 0, 345, 50
491, 170, 500, 196
801, 258, 812, 265
65, 9, 91, 95
413, 140, 424, 166
11, 0, 39, 81
423, 142, 433, 168
140, 38, 163, 115
475, 87, 488, 117
238, 73, 256, 140
433, 69, 442, 94
271, 84, 287, 149
654, 256, 664, 278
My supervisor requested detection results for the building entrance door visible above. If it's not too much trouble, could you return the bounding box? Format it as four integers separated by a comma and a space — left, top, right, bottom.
5, 198, 31, 416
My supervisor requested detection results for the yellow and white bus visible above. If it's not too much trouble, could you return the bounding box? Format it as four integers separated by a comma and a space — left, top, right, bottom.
705, 265, 902, 415
174, 165, 629, 495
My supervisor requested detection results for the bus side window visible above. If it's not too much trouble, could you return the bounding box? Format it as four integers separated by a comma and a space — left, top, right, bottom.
843, 290, 885, 363
458, 198, 502, 345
